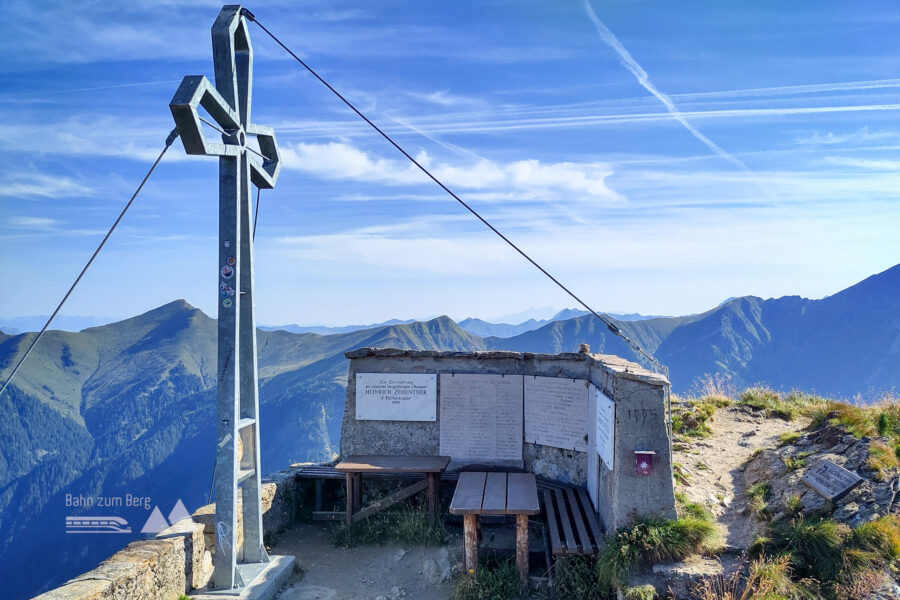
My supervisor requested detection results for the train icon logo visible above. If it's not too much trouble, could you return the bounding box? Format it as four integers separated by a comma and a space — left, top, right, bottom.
65, 515, 132, 534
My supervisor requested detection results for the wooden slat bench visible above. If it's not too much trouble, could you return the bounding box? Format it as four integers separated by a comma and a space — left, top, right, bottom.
449, 471, 540, 584
541, 486, 604, 555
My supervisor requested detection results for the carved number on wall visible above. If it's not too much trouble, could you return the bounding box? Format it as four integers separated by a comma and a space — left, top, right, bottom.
627, 408, 657, 424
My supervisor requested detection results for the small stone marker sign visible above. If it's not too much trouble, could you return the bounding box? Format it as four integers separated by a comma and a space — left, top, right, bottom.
593, 385, 615, 470
439, 373, 523, 463
802, 459, 863, 500
355, 373, 437, 421
524, 376, 588, 451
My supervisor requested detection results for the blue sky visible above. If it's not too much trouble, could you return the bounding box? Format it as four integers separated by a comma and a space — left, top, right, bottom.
2, 0, 899, 327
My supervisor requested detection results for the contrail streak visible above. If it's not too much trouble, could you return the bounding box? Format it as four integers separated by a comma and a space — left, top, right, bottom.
581, 0, 750, 172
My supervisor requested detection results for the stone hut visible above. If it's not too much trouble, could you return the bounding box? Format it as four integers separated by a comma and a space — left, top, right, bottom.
340, 348, 676, 531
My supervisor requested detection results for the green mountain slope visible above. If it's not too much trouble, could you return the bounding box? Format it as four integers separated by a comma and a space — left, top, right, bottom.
2, 264, 899, 599
0, 303, 484, 599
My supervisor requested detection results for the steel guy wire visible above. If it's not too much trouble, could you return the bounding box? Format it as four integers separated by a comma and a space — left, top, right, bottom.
242, 9, 667, 376
0, 129, 180, 399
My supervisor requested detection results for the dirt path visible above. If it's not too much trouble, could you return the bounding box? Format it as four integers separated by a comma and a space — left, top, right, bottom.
673, 405, 807, 549
273, 522, 457, 600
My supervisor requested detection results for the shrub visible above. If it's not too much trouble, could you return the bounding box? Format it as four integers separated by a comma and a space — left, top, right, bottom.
452, 558, 520, 600
876, 403, 900, 438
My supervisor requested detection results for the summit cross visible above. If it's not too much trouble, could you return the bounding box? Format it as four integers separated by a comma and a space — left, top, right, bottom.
169, 4, 281, 591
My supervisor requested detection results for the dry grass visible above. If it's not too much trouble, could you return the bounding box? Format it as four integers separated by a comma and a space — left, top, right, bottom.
694, 555, 815, 600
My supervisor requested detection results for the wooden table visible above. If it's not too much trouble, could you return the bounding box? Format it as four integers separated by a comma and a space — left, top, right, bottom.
449, 471, 540, 584
334, 455, 450, 526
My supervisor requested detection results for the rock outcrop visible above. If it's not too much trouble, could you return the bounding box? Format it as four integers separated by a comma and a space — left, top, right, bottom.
744, 422, 900, 526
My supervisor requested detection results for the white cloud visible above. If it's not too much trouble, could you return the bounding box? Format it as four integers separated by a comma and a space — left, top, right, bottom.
407, 90, 486, 109
0, 173, 91, 198
280, 141, 624, 201
7, 216, 56, 229
795, 127, 900, 147
0, 116, 193, 163
823, 157, 900, 170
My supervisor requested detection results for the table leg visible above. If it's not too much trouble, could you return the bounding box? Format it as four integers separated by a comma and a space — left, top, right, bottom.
463, 514, 478, 575
427, 473, 437, 518
345, 473, 354, 527
516, 514, 529, 585
353, 473, 363, 514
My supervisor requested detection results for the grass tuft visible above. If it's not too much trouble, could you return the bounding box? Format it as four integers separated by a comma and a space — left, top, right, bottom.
784, 494, 803, 517
783, 451, 812, 472
332, 504, 447, 548
754, 515, 879, 586
596, 516, 715, 588
672, 397, 723, 438
452, 558, 521, 600
866, 441, 900, 481
779, 431, 801, 446
745, 482, 771, 520
623, 584, 657, 600
851, 515, 900, 560
553, 555, 608, 600
738, 387, 825, 421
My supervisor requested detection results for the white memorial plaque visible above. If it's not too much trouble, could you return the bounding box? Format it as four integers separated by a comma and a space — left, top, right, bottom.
524, 376, 589, 451
356, 373, 437, 421
587, 387, 600, 510
593, 385, 615, 470
439, 373, 523, 463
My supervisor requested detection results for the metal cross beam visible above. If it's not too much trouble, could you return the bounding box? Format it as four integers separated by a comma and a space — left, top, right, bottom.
169, 5, 281, 591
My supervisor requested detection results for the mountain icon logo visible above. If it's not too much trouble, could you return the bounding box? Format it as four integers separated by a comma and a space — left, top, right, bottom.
140, 499, 192, 534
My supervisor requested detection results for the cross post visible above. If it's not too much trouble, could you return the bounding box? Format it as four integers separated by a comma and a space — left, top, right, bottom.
169, 4, 281, 591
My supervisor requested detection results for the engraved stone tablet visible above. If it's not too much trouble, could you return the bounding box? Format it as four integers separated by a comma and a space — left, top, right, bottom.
439, 373, 523, 463
524, 376, 588, 451
356, 373, 437, 421
802, 459, 863, 500
593, 385, 615, 470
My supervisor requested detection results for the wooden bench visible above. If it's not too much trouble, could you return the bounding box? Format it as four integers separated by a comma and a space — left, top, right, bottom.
334, 455, 450, 526
449, 471, 540, 584
541, 486, 604, 555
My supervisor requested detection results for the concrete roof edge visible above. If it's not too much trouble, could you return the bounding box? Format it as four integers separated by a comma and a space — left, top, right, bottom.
344, 347, 669, 386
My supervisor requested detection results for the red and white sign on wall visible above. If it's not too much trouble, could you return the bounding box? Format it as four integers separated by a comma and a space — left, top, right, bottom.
635, 451, 655, 476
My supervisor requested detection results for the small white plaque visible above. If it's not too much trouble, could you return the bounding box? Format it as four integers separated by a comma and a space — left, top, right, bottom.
587, 388, 600, 509
524, 376, 589, 451
356, 373, 436, 421
593, 385, 615, 470
439, 373, 523, 463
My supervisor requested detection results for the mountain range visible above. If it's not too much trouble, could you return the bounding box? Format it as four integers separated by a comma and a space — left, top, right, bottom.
1, 263, 898, 599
